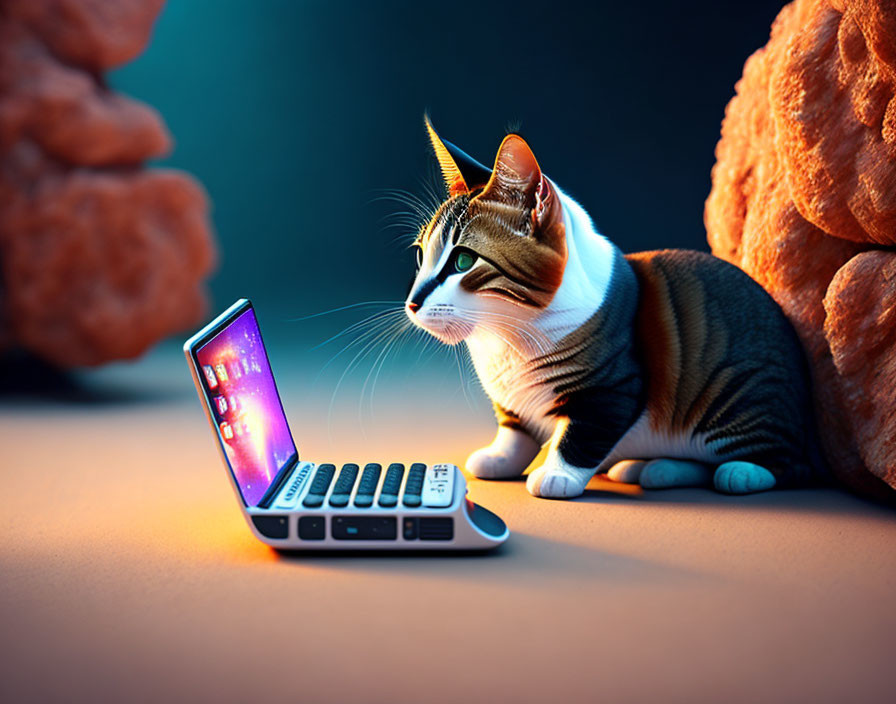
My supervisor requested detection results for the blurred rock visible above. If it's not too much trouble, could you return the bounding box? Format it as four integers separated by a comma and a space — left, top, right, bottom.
0, 0, 215, 367
706, 0, 896, 496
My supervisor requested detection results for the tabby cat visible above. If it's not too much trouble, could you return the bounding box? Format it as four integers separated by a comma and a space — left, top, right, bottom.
405, 118, 822, 499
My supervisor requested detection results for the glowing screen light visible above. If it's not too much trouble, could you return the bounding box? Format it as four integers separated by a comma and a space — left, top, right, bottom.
196, 308, 296, 506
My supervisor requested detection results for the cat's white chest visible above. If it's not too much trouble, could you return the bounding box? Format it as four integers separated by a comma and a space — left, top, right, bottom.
466, 335, 557, 444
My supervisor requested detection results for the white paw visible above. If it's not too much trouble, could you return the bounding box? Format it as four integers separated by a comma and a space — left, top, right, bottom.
714, 461, 776, 494
465, 427, 539, 479
466, 446, 524, 479
639, 459, 713, 489
606, 459, 646, 484
526, 462, 593, 499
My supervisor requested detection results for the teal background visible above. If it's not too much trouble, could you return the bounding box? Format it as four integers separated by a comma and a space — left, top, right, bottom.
110, 0, 787, 322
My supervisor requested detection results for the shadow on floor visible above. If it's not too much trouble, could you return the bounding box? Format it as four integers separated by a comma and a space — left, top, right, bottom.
472, 474, 896, 517
0, 351, 189, 407
581, 480, 896, 516
272, 531, 708, 586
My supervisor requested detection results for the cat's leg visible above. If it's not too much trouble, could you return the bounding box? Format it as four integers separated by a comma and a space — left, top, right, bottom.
466, 426, 540, 479
713, 461, 776, 494
526, 419, 597, 499
606, 459, 646, 483
638, 459, 714, 489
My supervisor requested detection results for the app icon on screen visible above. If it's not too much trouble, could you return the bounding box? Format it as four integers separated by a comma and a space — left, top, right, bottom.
220, 422, 234, 440
242, 359, 250, 376
215, 363, 230, 383
228, 395, 239, 413
202, 365, 218, 389
215, 396, 229, 415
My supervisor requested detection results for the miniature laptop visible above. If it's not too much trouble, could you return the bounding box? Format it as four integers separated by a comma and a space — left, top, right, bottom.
184, 298, 509, 550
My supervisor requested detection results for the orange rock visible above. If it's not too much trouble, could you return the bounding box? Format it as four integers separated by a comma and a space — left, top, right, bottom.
824, 251, 896, 490
0, 0, 215, 367
706, 0, 896, 497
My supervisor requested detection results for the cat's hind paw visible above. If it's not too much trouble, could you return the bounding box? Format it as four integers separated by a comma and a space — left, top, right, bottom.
713, 461, 776, 494
639, 459, 713, 489
606, 459, 646, 484
526, 461, 594, 499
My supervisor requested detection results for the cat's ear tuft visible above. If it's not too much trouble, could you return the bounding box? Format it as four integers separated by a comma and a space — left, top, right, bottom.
478, 134, 542, 208
425, 115, 492, 197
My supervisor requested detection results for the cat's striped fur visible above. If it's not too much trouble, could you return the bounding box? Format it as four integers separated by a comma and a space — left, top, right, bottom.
406, 120, 822, 498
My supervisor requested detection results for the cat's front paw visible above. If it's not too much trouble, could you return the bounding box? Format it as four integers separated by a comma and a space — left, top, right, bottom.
526, 461, 593, 499
465, 427, 539, 479
466, 446, 526, 479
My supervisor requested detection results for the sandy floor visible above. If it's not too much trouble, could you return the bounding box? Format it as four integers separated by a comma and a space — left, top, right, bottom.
1, 342, 894, 703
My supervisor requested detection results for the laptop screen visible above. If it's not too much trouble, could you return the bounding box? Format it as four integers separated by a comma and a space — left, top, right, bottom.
194, 307, 296, 506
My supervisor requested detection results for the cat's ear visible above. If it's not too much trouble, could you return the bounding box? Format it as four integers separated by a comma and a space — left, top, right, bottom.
425, 116, 492, 197
478, 134, 562, 233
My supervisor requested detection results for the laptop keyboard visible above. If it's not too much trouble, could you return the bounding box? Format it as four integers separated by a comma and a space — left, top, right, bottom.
295, 461, 454, 510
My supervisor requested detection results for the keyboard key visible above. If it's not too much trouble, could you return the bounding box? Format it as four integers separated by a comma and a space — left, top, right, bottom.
358, 463, 381, 491
422, 464, 455, 508
402, 517, 418, 540
329, 464, 359, 507
381, 463, 404, 493
308, 463, 335, 493
353, 463, 381, 508
298, 516, 325, 540
302, 463, 335, 508
274, 461, 314, 509
402, 463, 426, 507
302, 493, 324, 508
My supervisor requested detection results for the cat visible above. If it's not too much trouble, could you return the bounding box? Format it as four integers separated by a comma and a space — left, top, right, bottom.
405, 118, 824, 499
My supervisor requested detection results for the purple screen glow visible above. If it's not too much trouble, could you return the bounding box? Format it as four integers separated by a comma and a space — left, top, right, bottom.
196, 308, 296, 506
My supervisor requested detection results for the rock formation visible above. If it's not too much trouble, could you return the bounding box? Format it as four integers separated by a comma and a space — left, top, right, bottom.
706, 0, 896, 497
0, 0, 215, 367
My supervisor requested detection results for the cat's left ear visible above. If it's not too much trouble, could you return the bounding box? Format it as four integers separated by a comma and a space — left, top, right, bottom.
477, 134, 562, 233
425, 116, 492, 197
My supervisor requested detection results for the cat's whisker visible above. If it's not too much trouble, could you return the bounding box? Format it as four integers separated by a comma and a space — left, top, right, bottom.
287, 300, 402, 322
314, 309, 408, 384
357, 320, 405, 416
369, 190, 435, 223
326, 314, 410, 444
311, 307, 405, 352
455, 308, 551, 357
365, 321, 415, 423
354, 320, 409, 439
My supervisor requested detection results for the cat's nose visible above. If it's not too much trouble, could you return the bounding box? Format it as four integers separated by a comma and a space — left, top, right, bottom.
407, 301, 421, 314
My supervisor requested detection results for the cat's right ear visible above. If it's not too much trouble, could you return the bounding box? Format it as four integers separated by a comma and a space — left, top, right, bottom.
477, 134, 564, 241
425, 116, 492, 197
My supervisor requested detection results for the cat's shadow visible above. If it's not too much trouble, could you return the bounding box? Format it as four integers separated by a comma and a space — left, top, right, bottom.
478, 474, 895, 517
572, 476, 896, 516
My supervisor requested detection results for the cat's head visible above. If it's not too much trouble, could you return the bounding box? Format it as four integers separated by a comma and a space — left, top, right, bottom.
405, 119, 567, 344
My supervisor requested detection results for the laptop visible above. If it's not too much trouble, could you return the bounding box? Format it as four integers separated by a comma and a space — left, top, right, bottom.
184, 298, 509, 550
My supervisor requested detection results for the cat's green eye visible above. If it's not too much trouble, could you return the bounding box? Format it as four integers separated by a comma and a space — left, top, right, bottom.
454, 250, 476, 273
